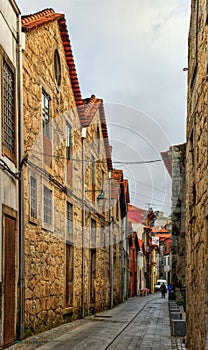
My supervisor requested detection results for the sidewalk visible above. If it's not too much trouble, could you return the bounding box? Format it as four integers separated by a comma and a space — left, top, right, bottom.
8, 294, 185, 350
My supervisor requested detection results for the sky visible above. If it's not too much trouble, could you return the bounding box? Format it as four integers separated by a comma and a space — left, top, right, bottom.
17, 0, 191, 216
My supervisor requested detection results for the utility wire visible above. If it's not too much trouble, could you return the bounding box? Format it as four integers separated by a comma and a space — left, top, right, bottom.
132, 196, 171, 209
129, 190, 170, 204
27, 151, 162, 165
126, 175, 171, 195
113, 160, 162, 164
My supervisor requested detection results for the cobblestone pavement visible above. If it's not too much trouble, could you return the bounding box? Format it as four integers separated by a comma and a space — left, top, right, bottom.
8, 294, 186, 350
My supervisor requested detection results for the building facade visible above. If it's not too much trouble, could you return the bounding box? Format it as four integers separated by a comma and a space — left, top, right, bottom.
186, 1, 208, 349
21, 9, 115, 338
161, 145, 186, 301
0, 0, 22, 347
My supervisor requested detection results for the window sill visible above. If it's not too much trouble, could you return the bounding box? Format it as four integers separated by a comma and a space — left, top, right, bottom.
29, 217, 39, 225
42, 222, 54, 233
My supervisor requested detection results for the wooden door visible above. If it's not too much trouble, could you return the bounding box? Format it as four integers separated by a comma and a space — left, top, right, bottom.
3, 215, 16, 347
90, 249, 96, 303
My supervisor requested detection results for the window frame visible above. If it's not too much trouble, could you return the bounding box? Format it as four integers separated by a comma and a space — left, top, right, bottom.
43, 185, 53, 227
54, 49, 61, 88
30, 175, 37, 220
42, 89, 50, 139
66, 122, 72, 160
66, 201, 73, 243
91, 219, 96, 246
2, 56, 16, 163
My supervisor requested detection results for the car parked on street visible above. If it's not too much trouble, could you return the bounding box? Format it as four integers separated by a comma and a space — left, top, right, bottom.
154, 279, 167, 292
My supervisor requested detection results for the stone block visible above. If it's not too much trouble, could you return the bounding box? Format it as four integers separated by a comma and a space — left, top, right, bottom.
171, 320, 186, 337
170, 307, 180, 312
170, 311, 181, 320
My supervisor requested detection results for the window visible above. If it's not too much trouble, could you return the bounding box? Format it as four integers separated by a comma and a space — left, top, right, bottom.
91, 219, 96, 245
42, 90, 50, 139
66, 122, 72, 160
30, 176, 37, 218
101, 226, 105, 248
43, 186, 52, 225
66, 202, 73, 242
54, 50, 61, 87
3, 60, 15, 158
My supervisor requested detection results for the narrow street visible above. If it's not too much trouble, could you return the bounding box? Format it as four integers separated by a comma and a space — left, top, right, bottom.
8, 294, 185, 350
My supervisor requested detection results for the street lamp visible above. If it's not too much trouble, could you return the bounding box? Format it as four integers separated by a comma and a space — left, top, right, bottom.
85, 189, 106, 201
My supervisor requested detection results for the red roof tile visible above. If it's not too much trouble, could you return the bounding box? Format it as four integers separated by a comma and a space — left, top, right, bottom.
153, 233, 171, 240
161, 151, 172, 177
151, 228, 170, 233
83, 96, 112, 170
22, 9, 85, 121
128, 204, 147, 224
111, 169, 123, 199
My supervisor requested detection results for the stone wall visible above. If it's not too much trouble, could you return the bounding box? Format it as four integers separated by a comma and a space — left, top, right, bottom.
186, 1, 208, 349
23, 19, 112, 336
171, 144, 186, 302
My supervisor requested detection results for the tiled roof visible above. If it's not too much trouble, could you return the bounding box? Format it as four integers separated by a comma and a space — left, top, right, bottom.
151, 228, 170, 233
83, 96, 112, 170
153, 233, 171, 240
111, 169, 128, 218
22, 8, 62, 30
111, 169, 123, 199
128, 204, 147, 224
161, 150, 172, 177
22, 8, 85, 120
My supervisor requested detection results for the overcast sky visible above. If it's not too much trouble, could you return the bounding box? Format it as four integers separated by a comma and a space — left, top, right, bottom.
17, 0, 191, 216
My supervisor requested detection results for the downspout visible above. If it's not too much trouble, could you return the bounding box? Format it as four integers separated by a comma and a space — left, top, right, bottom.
109, 171, 113, 309
81, 128, 86, 319
125, 204, 129, 299
17, 15, 25, 341
121, 215, 125, 303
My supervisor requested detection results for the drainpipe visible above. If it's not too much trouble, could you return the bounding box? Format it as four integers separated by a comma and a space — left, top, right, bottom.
125, 205, 129, 299
17, 14, 25, 341
121, 216, 125, 303
109, 171, 113, 309
81, 127, 86, 319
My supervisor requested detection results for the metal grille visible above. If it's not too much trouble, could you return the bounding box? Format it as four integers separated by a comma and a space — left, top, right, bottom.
3, 61, 15, 153
42, 91, 50, 139
43, 186, 52, 224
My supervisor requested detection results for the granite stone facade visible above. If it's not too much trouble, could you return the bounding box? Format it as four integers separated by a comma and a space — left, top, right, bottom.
186, 1, 208, 349
171, 144, 186, 302
21, 9, 120, 337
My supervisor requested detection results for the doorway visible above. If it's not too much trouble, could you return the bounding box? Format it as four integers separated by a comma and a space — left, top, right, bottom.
3, 212, 16, 347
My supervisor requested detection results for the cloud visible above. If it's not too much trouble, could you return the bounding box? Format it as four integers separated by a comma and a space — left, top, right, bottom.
17, 0, 191, 213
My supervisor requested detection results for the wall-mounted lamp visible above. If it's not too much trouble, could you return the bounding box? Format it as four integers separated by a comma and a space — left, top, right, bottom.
85, 189, 106, 201
97, 191, 105, 200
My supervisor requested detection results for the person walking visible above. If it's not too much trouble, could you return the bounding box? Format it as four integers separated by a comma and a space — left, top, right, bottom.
160, 282, 167, 298
168, 284, 173, 300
